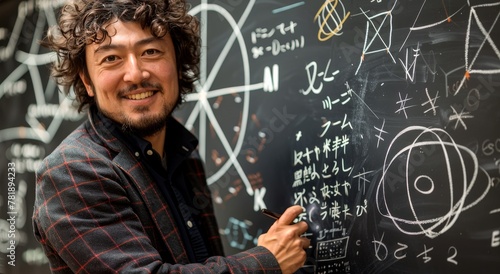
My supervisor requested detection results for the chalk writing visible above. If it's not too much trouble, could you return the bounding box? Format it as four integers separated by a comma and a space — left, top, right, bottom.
300, 59, 341, 95
251, 21, 305, 59
3, 0, 500, 272
493, 231, 500, 247
371, 233, 461, 266
316, 236, 349, 261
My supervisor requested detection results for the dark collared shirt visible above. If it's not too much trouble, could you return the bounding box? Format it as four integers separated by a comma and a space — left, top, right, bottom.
98, 111, 210, 263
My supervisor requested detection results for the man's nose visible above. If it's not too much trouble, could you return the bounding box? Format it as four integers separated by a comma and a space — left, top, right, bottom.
123, 55, 150, 83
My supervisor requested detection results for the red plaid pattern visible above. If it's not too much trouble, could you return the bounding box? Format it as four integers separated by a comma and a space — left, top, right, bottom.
32, 108, 280, 273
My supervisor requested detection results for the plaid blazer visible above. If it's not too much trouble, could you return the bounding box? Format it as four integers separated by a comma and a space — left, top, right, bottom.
32, 108, 280, 273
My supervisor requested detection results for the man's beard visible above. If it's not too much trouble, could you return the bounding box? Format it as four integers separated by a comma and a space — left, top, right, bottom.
120, 106, 169, 138
94, 82, 180, 138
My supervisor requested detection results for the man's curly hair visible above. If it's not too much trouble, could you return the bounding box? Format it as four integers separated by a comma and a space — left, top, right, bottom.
43, 0, 200, 112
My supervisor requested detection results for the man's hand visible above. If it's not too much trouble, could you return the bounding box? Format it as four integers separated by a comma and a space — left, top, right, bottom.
257, 205, 310, 274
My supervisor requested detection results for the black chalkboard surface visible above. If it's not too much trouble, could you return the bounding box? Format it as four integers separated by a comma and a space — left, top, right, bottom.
174, 0, 500, 273
1, 0, 499, 273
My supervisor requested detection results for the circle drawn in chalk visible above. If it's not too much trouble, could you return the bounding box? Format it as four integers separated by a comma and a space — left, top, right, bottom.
414, 175, 434, 195
174, 3, 255, 195
376, 126, 491, 238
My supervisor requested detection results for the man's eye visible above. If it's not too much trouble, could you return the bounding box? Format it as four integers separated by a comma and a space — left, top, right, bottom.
144, 49, 159, 55
104, 55, 117, 62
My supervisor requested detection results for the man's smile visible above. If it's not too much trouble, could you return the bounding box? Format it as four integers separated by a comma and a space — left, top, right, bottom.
124, 91, 156, 100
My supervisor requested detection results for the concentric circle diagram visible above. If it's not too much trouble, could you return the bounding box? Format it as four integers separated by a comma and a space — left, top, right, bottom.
176, 0, 271, 197
376, 126, 491, 238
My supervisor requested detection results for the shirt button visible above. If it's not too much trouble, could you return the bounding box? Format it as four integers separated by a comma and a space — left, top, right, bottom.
187, 220, 193, 228
146, 150, 153, 156
134, 152, 140, 157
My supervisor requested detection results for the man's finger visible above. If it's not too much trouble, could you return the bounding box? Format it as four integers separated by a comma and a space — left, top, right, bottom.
277, 205, 303, 225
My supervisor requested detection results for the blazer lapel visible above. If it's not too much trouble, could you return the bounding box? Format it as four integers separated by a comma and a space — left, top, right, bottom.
114, 151, 190, 262
87, 107, 190, 263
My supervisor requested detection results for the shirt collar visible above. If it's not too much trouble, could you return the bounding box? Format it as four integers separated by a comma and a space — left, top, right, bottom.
96, 110, 199, 170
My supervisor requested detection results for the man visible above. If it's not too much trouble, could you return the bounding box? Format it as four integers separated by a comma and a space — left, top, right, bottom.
32, 0, 310, 273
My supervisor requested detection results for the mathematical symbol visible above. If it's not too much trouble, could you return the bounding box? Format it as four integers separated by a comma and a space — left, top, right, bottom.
295, 131, 302, 141
449, 105, 473, 130
399, 44, 420, 82
374, 119, 388, 148
251, 46, 264, 59
422, 88, 440, 115
395, 92, 415, 119
417, 245, 434, 263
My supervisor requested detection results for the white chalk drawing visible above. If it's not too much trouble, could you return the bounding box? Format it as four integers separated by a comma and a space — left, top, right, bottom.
399, 0, 465, 51
183, 1, 255, 195
441, 65, 465, 98
395, 92, 415, 119
399, 43, 420, 83
421, 88, 439, 116
456, 2, 500, 94
448, 105, 473, 130
345, 81, 379, 119
374, 119, 388, 148
0, 2, 83, 143
353, 168, 374, 196
355, 0, 397, 75
182, 1, 280, 199
376, 126, 491, 238
398, 42, 438, 84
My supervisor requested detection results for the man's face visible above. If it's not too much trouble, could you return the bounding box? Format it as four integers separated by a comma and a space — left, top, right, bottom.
81, 20, 179, 137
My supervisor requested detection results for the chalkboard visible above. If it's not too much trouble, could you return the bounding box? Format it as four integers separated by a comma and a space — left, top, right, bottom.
174, 0, 500, 273
0, 1, 85, 273
1, 0, 500, 273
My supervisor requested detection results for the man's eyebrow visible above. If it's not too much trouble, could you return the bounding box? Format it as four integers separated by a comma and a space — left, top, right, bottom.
94, 37, 161, 54
94, 43, 121, 54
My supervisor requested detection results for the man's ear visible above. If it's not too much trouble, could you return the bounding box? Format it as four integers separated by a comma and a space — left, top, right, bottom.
79, 71, 95, 97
